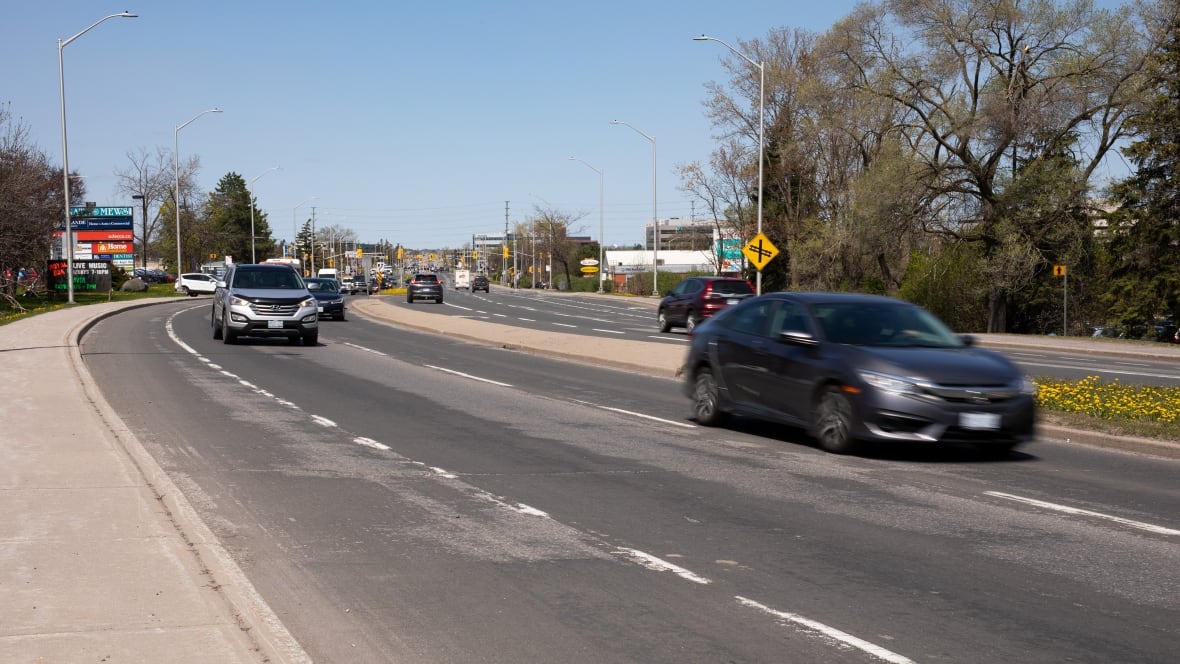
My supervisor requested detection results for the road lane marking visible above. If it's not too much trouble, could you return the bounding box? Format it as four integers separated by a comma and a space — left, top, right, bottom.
615, 548, 711, 584
985, 491, 1180, 536
553, 323, 577, 328
355, 437, 390, 451
592, 328, 625, 334
736, 596, 916, 664
344, 342, 386, 356
647, 335, 690, 343
424, 364, 514, 387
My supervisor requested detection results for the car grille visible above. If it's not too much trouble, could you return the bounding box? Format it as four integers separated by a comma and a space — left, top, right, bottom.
923, 383, 1021, 404
248, 301, 301, 316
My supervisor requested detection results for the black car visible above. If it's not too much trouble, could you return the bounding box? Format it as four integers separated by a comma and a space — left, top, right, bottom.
304, 277, 346, 320
658, 276, 754, 333
407, 273, 444, 304
682, 292, 1037, 455
471, 274, 490, 292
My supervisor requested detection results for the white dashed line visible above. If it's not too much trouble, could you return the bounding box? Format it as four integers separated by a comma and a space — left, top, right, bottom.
736, 596, 916, 664
986, 491, 1180, 536
615, 548, 711, 585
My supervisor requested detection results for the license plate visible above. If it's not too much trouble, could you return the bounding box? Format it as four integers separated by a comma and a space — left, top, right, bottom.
267, 319, 284, 329
317, 306, 324, 313
727, 298, 739, 305
960, 412, 1001, 430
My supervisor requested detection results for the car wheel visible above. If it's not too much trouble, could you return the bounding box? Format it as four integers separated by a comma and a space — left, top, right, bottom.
814, 386, 858, 454
182, 286, 193, 296
221, 314, 237, 344
302, 332, 318, 346
437, 297, 444, 304
212, 307, 222, 339
407, 295, 414, 303
685, 312, 700, 334
658, 310, 671, 333
692, 367, 728, 426
336, 313, 346, 321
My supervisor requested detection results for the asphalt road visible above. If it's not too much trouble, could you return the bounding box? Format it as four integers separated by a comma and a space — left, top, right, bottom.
81, 299, 1180, 663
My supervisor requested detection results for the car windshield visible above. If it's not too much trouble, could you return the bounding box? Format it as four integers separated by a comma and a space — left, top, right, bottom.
812, 301, 963, 348
234, 269, 303, 289
415, 274, 439, 283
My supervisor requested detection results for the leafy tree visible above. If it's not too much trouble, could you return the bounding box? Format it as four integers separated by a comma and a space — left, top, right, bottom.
202, 172, 275, 265
1104, 8, 1180, 328
825, 0, 1157, 331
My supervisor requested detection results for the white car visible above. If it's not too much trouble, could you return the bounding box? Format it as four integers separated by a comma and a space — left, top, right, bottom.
175, 272, 218, 296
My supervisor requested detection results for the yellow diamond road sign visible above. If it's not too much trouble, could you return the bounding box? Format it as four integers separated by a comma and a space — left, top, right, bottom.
742, 232, 779, 271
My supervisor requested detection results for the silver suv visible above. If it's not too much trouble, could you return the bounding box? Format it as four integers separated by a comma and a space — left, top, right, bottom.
212, 263, 319, 345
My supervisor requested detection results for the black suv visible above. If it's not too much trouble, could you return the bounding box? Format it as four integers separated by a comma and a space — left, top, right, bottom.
406, 273, 444, 304
471, 274, 490, 293
212, 263, 319, 345
658, 276, 755, 333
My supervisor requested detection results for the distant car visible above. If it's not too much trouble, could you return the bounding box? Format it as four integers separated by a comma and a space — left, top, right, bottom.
353, 276, 370, 295
682, 292, 1037, 455
658, 276, 754, 333
368, 279, 381, 294
211, 263, 319, 345
406, 273, 443, 304
471, 275, 490, 293
304, 277, 346, 321
174, 272, 217, 296
132, 267, 175, 284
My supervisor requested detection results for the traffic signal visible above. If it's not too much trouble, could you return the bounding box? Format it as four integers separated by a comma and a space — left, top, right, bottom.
357, 248, 363, 258
503, 246, 509, 258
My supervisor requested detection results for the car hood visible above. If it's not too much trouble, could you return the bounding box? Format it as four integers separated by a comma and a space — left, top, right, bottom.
230, 288, 313, 300
845, 345, 1021, 385
310, 291, 342, 300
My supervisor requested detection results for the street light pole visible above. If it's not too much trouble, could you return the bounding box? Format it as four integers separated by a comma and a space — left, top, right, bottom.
131, 194, 148, 269
292, 196, 317, 271
247, 166, 280, 263
610, 121, 659, 296
58, 11, 137, 303
568, 157, 605, 293
174, 108, 222, 274
694, 35, 764, 294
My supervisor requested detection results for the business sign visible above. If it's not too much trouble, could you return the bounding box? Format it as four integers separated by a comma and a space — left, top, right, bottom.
69, 206, 133, 231
579, 258, 599, 266
47, 259, 112, 293
76, 230, 134, 242
94, 242, 132, 254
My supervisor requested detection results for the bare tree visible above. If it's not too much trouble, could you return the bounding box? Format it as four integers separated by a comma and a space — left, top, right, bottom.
116, 147, 174, 268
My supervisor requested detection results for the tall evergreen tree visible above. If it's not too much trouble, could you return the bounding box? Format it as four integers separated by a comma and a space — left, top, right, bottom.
1105, 12, 1180, 327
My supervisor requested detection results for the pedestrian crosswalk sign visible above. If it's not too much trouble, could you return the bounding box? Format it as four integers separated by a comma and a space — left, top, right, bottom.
742, 233, 779, 271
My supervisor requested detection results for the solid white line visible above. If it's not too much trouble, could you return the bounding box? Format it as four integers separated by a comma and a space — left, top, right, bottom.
595, 405, 696, 429
647, 335, 689, 343
985, 491, 1180, 536
736, 596, 916, 664
424, 364, 513, 387
615, 548, 710, 585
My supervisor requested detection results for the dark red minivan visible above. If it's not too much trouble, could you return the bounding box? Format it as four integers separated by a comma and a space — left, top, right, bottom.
657, 276, 755, 333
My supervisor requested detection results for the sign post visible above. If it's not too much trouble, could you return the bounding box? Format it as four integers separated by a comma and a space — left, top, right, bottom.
1053, 265, 1068, 336
741, 232, 779, 292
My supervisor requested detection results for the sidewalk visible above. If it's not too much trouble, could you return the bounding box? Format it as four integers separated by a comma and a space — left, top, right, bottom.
0, 301, 308, 663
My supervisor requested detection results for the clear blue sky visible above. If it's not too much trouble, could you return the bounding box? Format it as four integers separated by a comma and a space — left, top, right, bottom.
4, 1, 1127, 252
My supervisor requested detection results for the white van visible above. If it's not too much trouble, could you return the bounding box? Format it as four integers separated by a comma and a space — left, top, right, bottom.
316, 268, 339, 282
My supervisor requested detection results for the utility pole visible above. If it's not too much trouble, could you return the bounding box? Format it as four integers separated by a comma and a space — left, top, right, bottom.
310, 206, 317, 273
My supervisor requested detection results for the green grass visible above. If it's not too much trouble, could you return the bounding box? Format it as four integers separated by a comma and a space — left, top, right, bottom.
0, 285, 181, 326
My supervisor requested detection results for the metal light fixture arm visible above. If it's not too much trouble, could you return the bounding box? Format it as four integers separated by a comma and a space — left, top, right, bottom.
569, 157, 605, 293
609, 120, 659, 295
248, 166, 281, 263
174, 108, 222, 274
58, 11, 137, 303
694, 35, 764, 294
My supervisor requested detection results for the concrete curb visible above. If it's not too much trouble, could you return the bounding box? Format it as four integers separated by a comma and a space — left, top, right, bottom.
67, 299, 311, 663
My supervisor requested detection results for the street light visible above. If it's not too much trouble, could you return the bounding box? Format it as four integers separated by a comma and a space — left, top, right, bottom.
58, 11, 137, 303
694, 34, 765, 294
292, 196, 317, 269
568, 157, 605, 293
248, 166, 280, 263
131, 194, 148, 269
610, 120, 659, 296
174, 108, 222, 275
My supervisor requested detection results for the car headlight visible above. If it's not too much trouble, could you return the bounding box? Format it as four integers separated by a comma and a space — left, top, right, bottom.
299, 296, 318, 310
858, 370, 922, 396
330, 297, 344, 304
229, 295, 249, 306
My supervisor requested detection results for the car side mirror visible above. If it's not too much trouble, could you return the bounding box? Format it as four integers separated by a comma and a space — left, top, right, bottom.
215, 280, 226, 288
778, 330, 819, 346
